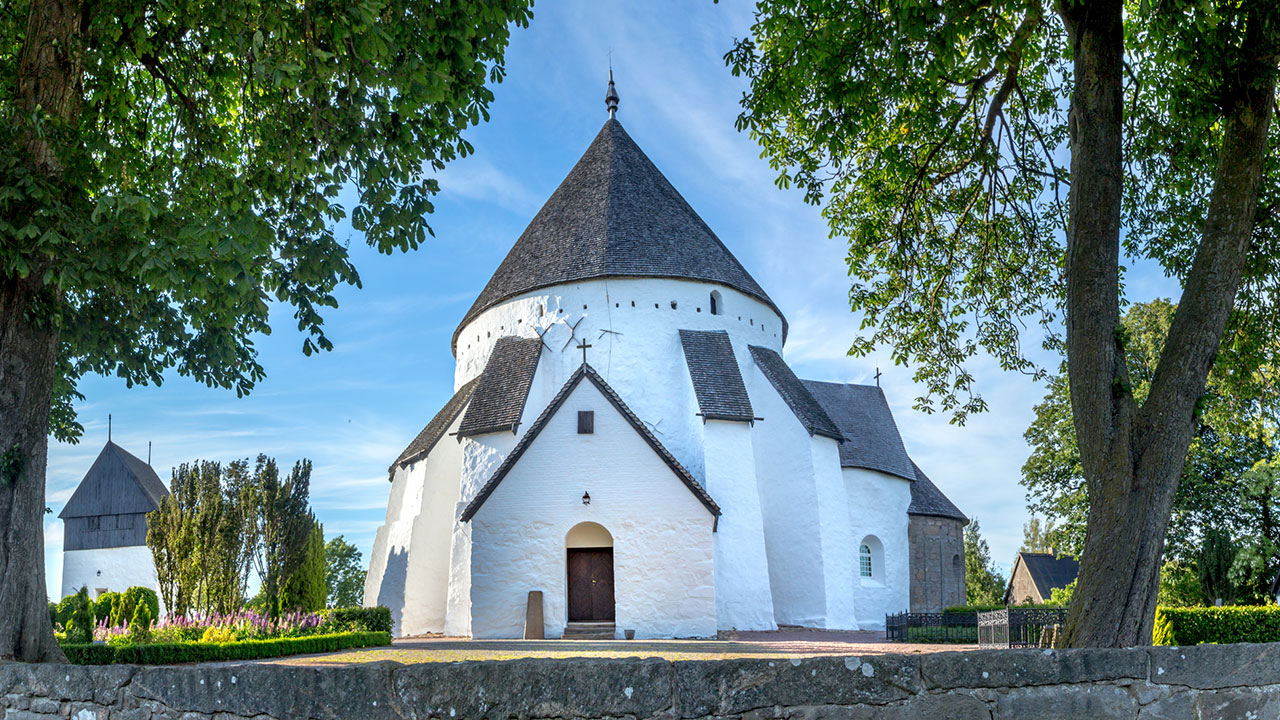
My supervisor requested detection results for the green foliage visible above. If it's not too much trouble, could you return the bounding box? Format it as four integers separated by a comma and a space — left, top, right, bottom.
325, 535, 366, 609
318, 606, 393, 634
1047, 579, 1076, 607
128, 602, 153, 644
93, 591, 118, 625
1021, 301, 1278, 561
1020, 517, 1057, 553
964, 520, 1007, 605
250, 457, 317, 618
0, 0, 533, 443
148, 459, 257, 617
1230, 460, 1280, 604
280, 521, 326, 613
47, 602, 57, 629
110, 587, 160, 629
1199, 529, 1239, 606
1159, 561, 1206, 608
943, 604, 1007, 614
59, 631, 389, 665
1153, 606, 1280, 646
62, 588, 94, 644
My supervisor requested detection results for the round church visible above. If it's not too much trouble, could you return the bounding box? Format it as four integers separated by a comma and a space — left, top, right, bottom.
364, 79, 968, 639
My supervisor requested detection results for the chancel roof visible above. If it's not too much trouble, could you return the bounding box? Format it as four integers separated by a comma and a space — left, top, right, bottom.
906, 461, 968, 523
1008, 552, 1079, 603
803, 380, 915, 481
59, 442, 169, 519
457, 337, 544, 437
452, 118, 785, 352
679, 330, 754, 422
748, 346, 843, 441
389, 378, 480, 476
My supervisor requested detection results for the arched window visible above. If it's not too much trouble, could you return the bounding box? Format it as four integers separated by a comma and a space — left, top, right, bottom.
860, 545, 873, 577
709, 290, 722, 315
859, 535, 884, 582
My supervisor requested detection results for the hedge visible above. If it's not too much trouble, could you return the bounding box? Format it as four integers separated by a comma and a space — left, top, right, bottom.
60, 630, 390, 665
942, 604, 1007, 614
1153, 606, 1280, 646
320, 606, 392, 633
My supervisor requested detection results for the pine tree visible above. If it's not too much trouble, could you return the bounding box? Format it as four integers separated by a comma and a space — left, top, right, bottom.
280, 522, 326, 613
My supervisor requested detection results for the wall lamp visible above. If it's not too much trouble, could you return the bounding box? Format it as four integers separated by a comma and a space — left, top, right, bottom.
582, 492, 591, 505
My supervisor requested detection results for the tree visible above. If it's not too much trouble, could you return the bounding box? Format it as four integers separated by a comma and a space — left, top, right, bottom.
965, 520, 1008, 605
1231, 459, 1280, 603
280, 521, 326, 613
325, 535, 366, 609
147, 460, 255, 616
249, 457, 315, 619
1199, 528, 1238, 605
1021, 300, 1277, 563
729, 0, 1280, 646
1020, 517, 1057, 553
0, 0, 532, 662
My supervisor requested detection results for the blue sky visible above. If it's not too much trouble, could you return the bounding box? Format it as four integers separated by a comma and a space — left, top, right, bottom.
44, 1, 1182, 599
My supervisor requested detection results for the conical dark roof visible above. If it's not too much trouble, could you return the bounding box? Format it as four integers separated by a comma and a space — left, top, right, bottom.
59, 441, 169, 519
452, 118, 785, 352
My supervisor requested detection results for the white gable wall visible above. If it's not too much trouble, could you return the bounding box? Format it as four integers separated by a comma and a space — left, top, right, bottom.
844, 467, 911, 627
469, 378, 716, 639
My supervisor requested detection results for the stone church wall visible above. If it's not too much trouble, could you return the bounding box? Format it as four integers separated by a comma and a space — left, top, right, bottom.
908, 515, 966, 613
4, 643, 1278, 719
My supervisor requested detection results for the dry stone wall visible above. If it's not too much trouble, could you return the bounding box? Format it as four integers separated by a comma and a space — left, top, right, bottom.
3, 643, 1279, 719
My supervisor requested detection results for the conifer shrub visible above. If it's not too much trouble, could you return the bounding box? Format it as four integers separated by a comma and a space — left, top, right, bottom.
62, 588, 95, 644
128, 602, 153, 643
111, 586, 160, 628
94, 591, 119, 624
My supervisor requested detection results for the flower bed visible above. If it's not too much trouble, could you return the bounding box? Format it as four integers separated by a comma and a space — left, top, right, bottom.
61, 631, 390, 665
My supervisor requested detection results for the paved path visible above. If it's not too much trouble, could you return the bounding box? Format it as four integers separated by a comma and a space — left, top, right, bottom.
257, 629, 975, 666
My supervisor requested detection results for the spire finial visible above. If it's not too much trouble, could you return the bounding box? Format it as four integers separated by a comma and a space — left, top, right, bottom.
108, 413, 112, 442
605, 67, 619, 119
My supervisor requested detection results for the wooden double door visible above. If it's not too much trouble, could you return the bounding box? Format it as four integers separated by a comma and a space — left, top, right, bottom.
567, 548, 615, 622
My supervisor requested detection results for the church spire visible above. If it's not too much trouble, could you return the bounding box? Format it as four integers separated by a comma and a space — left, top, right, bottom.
605, 68, 619, 119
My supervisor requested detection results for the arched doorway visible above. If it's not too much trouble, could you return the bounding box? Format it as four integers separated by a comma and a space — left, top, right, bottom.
566, 522, 615, 623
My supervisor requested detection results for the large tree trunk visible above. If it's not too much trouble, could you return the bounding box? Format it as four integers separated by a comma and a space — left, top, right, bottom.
1060, 0, 1277, 647
0, 0, 85, 662
0, 272, 65, 663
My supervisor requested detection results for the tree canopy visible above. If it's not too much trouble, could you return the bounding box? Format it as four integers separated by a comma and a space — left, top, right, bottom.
324, 535, 366, 609
729, 0, 1280, 646
0, 0, 531, 662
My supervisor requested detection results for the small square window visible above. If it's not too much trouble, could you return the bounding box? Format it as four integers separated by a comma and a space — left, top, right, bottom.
578, 411, 594, 434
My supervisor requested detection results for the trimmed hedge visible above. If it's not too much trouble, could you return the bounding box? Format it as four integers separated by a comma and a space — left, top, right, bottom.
320, 606, 392, 633
942, 604, 1007, 614
61, 630, 390, 665
1153, 605, 1280, 646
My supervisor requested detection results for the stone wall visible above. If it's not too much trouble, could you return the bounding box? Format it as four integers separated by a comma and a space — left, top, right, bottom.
908, 514, 966, 613
4, 643, 1279, 719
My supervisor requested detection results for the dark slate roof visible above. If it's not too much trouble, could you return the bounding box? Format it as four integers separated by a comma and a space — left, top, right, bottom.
907, 461, 968, 522
1008, 552, 1080, 602
389, 378, 480, 475
748, 346, 843, 441
679, 330, 754, 422
452, 118, 786, 353
803, 380, 915, 481
59, 442, 169, 519
461, 363, 720, 523
456, 337, 544, 437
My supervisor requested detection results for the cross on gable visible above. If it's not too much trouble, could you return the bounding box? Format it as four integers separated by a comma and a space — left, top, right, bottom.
576, 338, 592, 365
874, 367, 882, 387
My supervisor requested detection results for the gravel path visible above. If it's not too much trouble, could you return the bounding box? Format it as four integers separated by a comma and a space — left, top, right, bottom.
255, 628, 975, 666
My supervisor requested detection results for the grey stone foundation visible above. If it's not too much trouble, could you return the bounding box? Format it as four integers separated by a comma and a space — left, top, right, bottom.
2, 643, 1278, 719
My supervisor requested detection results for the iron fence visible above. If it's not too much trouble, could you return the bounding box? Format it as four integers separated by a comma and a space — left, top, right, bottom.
977, 608, 1068, 648
884, 611, 979, 643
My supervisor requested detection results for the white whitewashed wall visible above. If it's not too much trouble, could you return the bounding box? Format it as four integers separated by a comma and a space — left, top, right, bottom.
844, 467, 912, 628
61, 545, 160, 607
468, 379, 717, 640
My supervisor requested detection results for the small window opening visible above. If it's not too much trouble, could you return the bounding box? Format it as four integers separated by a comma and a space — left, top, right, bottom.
709, 290, 722, 315
583, 304, 587, 310
670, 300, 678, 309
577, 411, 594, 434
860, 545, 873, 578
696, 307, 701, 312
631, 301, 635, 307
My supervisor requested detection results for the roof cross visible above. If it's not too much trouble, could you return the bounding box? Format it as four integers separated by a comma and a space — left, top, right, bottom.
576, 338, 592, 365
874, 367, 882, 387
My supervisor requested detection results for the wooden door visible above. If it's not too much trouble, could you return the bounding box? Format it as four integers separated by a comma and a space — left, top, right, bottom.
567, 548, 615, 622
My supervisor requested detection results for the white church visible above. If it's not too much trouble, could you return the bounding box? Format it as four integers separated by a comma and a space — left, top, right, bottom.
365, 79, 968, 639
